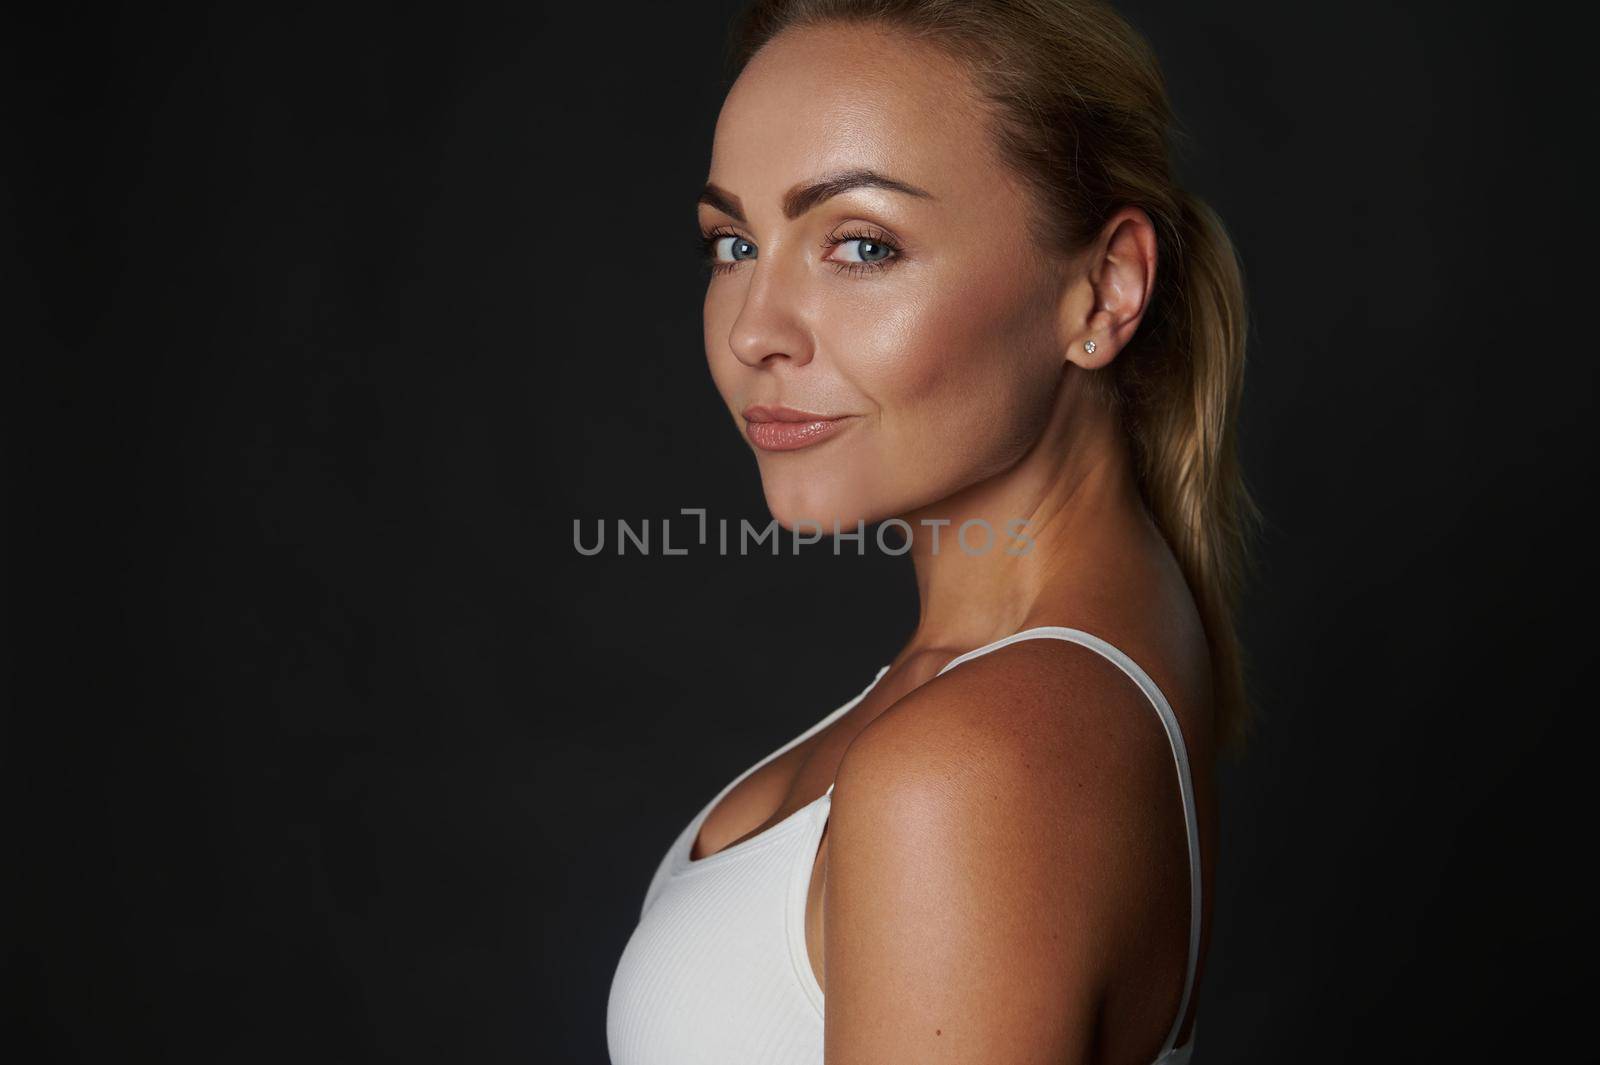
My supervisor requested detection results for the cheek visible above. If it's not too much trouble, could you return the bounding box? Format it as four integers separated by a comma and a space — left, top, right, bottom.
841, 267, 1058, 459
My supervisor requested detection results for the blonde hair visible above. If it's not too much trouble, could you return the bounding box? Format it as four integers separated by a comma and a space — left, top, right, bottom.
727, 0, 1265, 750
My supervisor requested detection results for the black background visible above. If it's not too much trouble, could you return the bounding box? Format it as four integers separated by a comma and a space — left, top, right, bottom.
7, 1, 1594, 1061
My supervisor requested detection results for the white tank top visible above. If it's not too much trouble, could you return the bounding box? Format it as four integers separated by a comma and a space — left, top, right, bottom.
606, 626, 1203, 1064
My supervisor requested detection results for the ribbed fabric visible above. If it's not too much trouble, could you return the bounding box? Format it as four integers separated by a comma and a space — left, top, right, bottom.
607, 627, 1202, 1064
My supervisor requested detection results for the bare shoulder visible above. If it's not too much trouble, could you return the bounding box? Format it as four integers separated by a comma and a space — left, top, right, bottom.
836, 634, 1199, 834
822, 636, 1202, 1063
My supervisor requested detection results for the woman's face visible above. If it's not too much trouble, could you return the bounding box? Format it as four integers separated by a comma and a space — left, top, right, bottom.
701, 22, 1071, 531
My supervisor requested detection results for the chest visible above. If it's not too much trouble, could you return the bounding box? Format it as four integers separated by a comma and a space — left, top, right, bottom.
689, 660, 926, 862
606, 779, 835, 1065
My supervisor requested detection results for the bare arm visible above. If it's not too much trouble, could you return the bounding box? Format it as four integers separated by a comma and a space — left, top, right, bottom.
821, 640, 1192, 1064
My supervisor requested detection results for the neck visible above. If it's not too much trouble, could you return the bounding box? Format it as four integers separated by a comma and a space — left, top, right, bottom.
896, 365, 1149, 657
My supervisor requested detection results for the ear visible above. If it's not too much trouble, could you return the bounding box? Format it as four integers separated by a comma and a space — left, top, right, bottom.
1059, 206, 1158, 371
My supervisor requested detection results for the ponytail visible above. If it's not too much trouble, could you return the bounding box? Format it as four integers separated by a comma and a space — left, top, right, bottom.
1125, 191, 1262, 749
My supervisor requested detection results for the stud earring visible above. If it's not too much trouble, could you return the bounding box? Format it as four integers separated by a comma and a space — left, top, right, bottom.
1083, 339, 1097, 354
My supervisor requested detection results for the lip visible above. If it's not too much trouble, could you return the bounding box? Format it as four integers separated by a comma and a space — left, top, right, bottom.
741, 405, 857, 452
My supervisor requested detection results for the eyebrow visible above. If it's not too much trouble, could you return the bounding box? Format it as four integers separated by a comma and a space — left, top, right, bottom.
698, 168, 935, 224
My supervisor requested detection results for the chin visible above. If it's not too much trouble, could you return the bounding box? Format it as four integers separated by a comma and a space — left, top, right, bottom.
760, 478, 878, 536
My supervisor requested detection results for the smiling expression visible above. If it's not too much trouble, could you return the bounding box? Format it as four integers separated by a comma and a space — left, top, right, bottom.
700, 22, 1073, 531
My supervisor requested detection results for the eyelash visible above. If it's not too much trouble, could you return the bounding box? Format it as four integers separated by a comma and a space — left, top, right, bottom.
696, 225, 904, 276
697, 226, 746, 276
822, 227, 903, 276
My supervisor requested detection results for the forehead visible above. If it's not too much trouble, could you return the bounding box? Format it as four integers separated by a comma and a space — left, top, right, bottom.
709, 22, 1004, 208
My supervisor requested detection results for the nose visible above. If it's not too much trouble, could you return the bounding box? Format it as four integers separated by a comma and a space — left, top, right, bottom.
725, 257, 815, 369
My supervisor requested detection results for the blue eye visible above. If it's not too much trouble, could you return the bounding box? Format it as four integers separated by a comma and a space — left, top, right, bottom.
697, 225, 903, 276
822, 227, 902, 275
832, 237, 893, 264
702, 229, 757, 270
720, 236, 758, 261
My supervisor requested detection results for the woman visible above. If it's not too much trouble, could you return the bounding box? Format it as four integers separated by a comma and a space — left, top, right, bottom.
607, 1, 1259, 1061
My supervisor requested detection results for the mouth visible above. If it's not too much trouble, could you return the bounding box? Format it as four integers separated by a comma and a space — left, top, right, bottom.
741, 405, 858, 452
